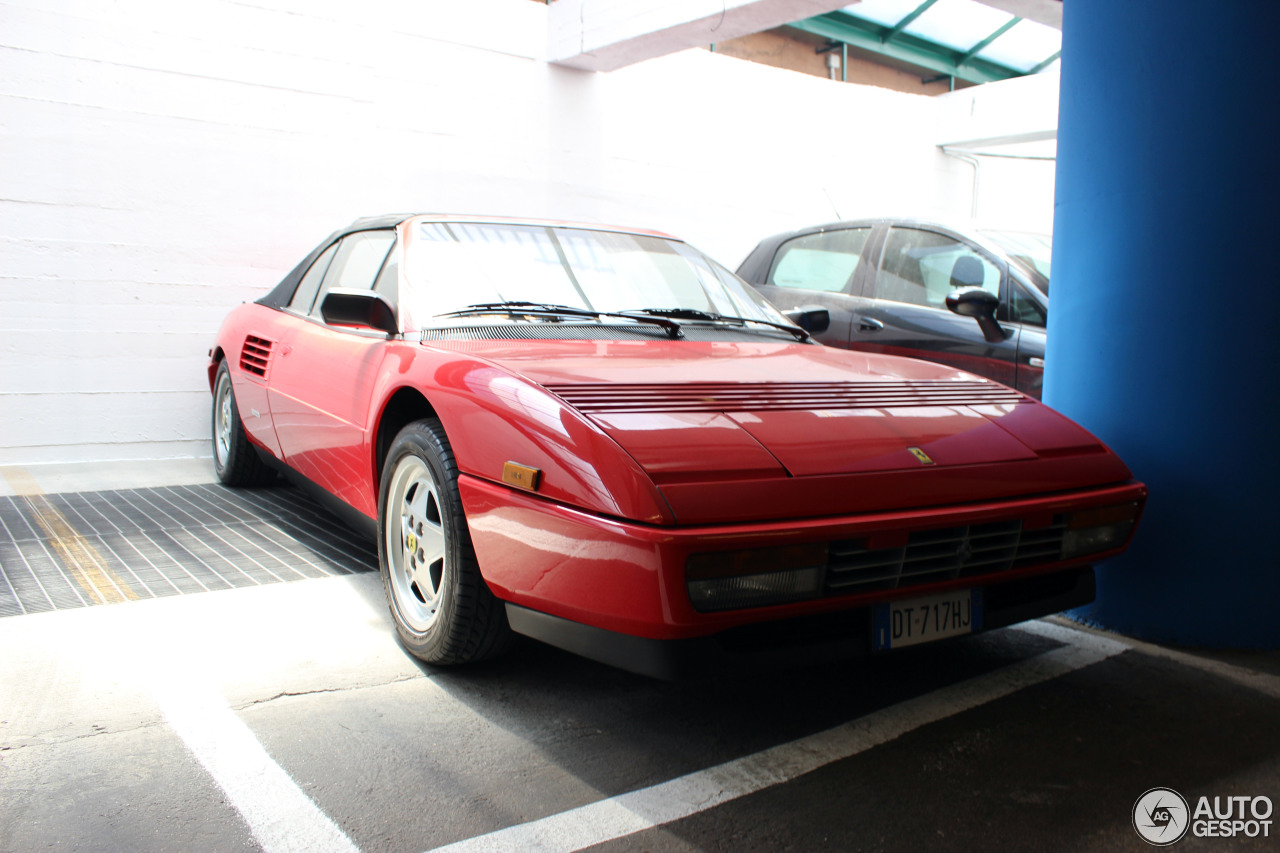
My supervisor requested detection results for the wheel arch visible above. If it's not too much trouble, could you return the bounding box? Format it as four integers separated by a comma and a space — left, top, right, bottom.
370, 366, 673, 526
207, 346, 227, 392
374, 387, 439, 492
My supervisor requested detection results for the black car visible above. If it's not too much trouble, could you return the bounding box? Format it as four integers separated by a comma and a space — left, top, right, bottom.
737, 219, 1051, 398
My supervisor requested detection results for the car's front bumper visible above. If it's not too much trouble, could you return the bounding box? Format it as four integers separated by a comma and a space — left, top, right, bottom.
460, 474, 1144, 675
503, 565, 1096, 679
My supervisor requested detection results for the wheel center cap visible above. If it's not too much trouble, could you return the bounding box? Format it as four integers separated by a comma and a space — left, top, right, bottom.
406, 532, 418, 552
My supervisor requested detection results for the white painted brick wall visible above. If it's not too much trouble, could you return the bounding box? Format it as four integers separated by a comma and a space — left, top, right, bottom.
0, 0, 1053, 465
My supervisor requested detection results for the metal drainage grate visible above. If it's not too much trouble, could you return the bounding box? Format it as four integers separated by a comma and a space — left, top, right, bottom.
0, 483, 376, 618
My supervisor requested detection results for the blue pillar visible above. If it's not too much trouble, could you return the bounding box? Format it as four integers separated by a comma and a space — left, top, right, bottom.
1048, 0, 1280, 647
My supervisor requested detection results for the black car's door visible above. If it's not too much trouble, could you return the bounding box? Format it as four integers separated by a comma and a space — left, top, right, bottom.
1006, 265, 1048, 398
851, 225, 1022, 390
745, 226, 876, 348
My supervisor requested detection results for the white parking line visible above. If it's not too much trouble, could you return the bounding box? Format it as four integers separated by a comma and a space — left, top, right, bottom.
1038, 615, 1280, 701
155, 676, 361, 853
426, 625, 1127, 853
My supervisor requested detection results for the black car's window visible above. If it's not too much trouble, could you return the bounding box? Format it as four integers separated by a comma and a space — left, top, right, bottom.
875, 228, 1000, 308
767, 228, 871, 293
288, 243, 338, 315
1008, 276, 1047, 327
310, 230, 396, 319
981, 229, 1051, 294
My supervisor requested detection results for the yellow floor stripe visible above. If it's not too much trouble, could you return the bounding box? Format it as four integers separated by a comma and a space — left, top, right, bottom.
1, 465, 43, 496
23, 494, 138, 605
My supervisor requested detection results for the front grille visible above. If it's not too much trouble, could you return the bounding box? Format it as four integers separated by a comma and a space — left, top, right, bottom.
239, 335, 273, 378
825, 516, 1068, 594
547, 380, 1025, 415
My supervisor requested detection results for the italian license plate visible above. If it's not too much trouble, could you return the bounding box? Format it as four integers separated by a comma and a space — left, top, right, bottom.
873, 589, 983, 651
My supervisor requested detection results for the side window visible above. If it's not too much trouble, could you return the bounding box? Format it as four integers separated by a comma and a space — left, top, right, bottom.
767, 228, 872, 293
875, 228, 1000, 308
1008, 278, 1047, 327
311, 230, 396, 318
373, 246, 399, 307
287, 243, 338, 315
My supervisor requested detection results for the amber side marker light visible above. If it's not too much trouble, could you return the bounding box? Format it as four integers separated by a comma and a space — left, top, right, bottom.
1062, 501, 1142, 560
686, 542, 828, 612
502, 462, 541, 492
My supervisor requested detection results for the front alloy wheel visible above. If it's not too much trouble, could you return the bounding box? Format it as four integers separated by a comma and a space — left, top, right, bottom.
385, 454, 448, 633
377, 419, 511, 665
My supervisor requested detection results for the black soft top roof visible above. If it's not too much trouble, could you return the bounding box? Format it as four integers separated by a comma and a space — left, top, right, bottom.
256, 214, 412, 310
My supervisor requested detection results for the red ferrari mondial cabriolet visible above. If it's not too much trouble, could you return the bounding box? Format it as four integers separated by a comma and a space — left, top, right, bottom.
209, 215, 1145, 678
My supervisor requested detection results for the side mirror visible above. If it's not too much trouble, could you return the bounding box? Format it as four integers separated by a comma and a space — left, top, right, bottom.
783, 305, 831, 334
945, 287, 1007, 344
321, 289, 398, 336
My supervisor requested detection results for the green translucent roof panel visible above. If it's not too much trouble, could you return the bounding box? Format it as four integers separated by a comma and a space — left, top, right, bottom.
826, 0, 1062, 77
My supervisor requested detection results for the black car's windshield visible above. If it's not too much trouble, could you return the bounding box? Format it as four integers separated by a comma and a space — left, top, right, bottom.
400, 221, 788, 333
980, 229, 1051, 296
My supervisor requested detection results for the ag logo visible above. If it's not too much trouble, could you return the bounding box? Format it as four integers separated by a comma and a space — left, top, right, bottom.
1134, 787, 1190, 846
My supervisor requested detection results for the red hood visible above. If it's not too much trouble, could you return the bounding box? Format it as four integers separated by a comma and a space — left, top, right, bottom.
425, 338, 1132, 523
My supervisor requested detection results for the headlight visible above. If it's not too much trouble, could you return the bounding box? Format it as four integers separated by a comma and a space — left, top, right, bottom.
686, 543, 827, 612
1062, 502, 1141, 559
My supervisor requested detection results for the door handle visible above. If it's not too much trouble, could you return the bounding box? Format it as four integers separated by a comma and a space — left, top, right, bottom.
857, 317, 884, 332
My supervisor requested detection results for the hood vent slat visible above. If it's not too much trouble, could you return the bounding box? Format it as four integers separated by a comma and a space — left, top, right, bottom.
547, 381, 1025, 414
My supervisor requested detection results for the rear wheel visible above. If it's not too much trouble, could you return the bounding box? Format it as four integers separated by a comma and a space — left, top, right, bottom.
211, 361, 274, 486
377, 419, 511, 665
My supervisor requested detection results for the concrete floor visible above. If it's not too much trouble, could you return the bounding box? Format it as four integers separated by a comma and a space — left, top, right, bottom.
2, 459, 1279, 852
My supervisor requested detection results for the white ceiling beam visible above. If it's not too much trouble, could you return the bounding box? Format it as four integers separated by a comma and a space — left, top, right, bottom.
975, 0, 1061, 30
940, 129, 1057, 150
549, 0, 856, 72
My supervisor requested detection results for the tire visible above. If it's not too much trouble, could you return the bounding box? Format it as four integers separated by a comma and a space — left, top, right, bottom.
211, 361, 275, 487
377, 419, 511, 665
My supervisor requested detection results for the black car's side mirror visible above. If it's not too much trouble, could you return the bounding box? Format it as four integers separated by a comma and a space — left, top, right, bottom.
321, 289, 398, 336
783, 305, 831, 334
945, 288, 1007, 344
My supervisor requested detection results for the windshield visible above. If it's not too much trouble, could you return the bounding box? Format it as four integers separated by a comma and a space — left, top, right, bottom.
399, 221, 787, 331
980, 229, 1051, 295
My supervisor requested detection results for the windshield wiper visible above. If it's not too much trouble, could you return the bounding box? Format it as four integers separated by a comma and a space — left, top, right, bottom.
438, 302, 684, 339
620, 308, 811, 342
441, 301, 588, 317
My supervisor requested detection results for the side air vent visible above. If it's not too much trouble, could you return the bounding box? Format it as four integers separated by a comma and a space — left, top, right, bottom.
546, 380, 1025, 414
239, 335, 274, 378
